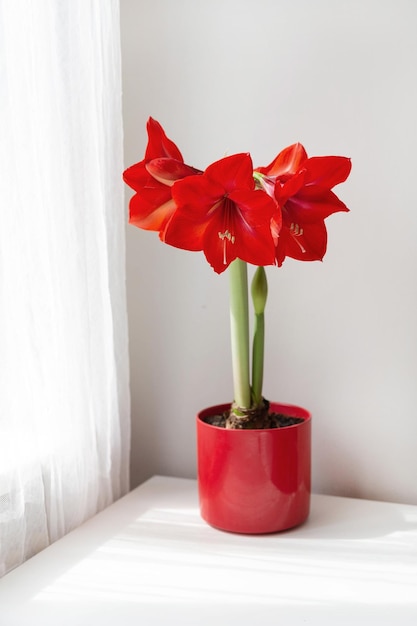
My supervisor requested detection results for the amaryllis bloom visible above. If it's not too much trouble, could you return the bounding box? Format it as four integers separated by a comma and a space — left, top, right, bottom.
163, 153, 277, 274
255, 144, 351, 266
123, 118, 200, 233
122, 119, 352, 431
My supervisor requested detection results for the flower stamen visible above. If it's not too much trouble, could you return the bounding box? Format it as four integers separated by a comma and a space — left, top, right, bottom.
218, 230, 236, 265
290, 222, 304, 236
289, 222, 306, 253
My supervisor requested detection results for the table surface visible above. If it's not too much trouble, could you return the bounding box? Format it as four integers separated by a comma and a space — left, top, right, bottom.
1, 476, 417, 625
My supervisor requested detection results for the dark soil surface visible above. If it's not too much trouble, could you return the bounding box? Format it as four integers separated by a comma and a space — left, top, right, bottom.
204, 411, 304, 429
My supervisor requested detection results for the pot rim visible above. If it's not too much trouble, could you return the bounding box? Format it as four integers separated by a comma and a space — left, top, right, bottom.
197, 401, 311, 432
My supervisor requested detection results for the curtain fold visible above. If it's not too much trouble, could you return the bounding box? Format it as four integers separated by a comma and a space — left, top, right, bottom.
0, 0, 130, 576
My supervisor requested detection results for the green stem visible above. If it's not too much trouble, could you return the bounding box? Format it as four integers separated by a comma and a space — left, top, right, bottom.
251, 266, 268, 406
229, 259, 251, 409
252, 311, 264, 406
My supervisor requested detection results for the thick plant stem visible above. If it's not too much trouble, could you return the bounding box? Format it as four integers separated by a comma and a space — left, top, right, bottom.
229, 259, 251, 409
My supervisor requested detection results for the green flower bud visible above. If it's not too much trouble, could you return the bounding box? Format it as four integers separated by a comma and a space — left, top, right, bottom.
251, 266, 268, 315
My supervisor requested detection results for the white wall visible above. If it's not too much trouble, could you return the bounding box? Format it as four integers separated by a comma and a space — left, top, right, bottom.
121, 0, 417, 504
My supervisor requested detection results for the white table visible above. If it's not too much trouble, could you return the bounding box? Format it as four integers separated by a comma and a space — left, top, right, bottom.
1, 476, 416, 625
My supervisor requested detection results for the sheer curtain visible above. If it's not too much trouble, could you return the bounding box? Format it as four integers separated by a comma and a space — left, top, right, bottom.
0, 0, 130, 576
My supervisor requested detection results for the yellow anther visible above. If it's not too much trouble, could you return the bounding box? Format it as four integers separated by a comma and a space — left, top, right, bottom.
218, 230, 235, 244
290, 223, 303, 236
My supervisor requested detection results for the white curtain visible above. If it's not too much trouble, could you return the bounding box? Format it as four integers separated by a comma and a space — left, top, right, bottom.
0, 0, 130, 576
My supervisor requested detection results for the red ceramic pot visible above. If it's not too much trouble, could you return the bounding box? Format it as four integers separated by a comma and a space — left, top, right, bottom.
196, 402, 311, 534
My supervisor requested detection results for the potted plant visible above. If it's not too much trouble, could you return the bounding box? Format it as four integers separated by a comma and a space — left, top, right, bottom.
123, 118, 351, 534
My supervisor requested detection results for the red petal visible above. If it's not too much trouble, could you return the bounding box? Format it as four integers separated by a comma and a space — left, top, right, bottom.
204, 153, 254, 193
271, 208, 282, 245
284, 187, 349, 223
275, 169, 306, 204
123, 161, 150, 192
304, 156, 352, 188
128, 186, 175, 231
144, 118, 183, 161
228, 189, 276, 229
146, 158, 201, 186
162, 213, 207, 251
257, 143, 308, 179
172, 174, 225, 219
203, 212, 275, 274
276, 222, 328, 266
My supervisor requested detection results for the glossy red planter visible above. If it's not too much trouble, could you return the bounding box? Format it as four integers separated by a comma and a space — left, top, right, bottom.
197, 402, 311, 534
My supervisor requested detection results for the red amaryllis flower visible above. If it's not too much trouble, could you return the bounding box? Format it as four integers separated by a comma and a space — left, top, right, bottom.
163, 153, 277, 274
123, 118, 200, 233
256, 144, 351, 266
